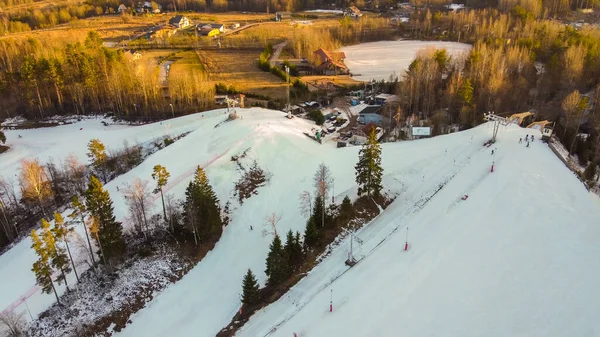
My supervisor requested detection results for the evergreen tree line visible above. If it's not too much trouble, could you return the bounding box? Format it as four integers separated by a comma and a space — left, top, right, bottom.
0, 138, 143, 250
0, 31, 214, 120
240, 132, 383, 309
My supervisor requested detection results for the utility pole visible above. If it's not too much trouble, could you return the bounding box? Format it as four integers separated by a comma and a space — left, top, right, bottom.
329, 289, 333, 312
285, 65, 291, 119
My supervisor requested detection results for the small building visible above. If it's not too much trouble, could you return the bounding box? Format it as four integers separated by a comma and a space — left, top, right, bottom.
313, 48, 349, 75
198, 23, 224, 36
508, 111, 534, 127
374, 93, 399, 105
344, 6, 362, 18
117, 4, 127, 13
275, 11, 292, 21
230, 22, 240, 29
127, 50, 142, 60
169, 15, 190, 29
357, 105, 390, 125
151, 26, 176, 39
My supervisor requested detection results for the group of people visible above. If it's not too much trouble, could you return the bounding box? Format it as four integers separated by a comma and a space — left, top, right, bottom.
518, 134, 535, 147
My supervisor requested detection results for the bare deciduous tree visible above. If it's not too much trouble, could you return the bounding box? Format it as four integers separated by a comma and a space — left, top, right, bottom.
561, 90, 582, 143
265, 212, 281, 237
313, 163, 333, 229
299, 190, 312, 218
0, 310, 26, 337
19, 159, 53, 217
122, 178, 152, 238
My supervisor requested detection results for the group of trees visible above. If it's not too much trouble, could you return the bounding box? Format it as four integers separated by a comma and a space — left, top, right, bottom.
240, 134, 383, 308
0, 31, 214, 120
31, 175, 124, 302
402, 8, 600, 177
0, 138, 144, 251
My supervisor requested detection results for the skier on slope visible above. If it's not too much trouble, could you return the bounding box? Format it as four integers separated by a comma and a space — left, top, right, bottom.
519, 138, 522, 143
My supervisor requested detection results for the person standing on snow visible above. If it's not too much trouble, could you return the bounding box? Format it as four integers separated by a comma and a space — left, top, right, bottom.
519, 138, 522, 143
526, 141, 530, 147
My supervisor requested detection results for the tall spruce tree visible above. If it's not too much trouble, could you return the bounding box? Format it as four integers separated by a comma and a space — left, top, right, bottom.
355, 129, 384, 198
284, 230, 304, 272
241, 269, 260, 306
265, 234, 288, 286
312, 195, 326, 229
31, 229, 60, 304
184, 166, 222, 243
41, 218, 70, 291
304, 216, 319, 250
52, 212, 79, 282
85, 176, 125, 267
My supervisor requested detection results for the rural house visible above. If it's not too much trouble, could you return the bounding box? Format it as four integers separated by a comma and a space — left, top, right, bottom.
344, 6, 362, 18
197, 23, 224, 36
313, 48, 349, 75
117, 4, 127, 13
170, 15, 190, 29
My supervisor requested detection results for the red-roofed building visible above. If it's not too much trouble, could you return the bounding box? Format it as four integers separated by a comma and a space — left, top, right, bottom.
313, 48, 349, 75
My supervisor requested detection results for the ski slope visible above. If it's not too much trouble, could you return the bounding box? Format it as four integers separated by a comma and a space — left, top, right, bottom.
2, 108, 599, 337
340, 40, 471, 81
238, 125, 600, 337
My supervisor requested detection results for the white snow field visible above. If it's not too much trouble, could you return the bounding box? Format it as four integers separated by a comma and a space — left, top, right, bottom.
2, 108, 599, 337
0, 109, 253, 318
340, 40, 472, 81
238, 126, 600, 337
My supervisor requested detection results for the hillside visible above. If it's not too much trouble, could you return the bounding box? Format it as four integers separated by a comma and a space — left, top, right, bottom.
238, 121, 600, 337
2, 108, 599, 337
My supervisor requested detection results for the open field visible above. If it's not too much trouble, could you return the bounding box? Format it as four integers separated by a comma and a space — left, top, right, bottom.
198, 48, 286, 99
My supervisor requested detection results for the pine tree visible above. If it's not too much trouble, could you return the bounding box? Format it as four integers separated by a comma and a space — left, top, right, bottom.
241, 269, 260, 306
355, 129, 384, 198
41, 218, 70, 291
87, 139, 107, 183
303, 217, 319, 250
152, 165, 170, 229
31, 229, 60, 304
284, 230, 304, 272
184, 166, 222, 243
85, 176, 125, 268
0, 130, 5, 144
52, 212, 79, 282
313, 195, 325, 229
338, 196, 354, 225
265, 234, 288, 286
69, 196, 96, 266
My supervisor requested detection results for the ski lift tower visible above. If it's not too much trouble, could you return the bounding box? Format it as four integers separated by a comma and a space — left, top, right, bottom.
225, 96, 239, 120
285, 65, 293, 119
345, 233, 363, 267
483, 111, 510, 143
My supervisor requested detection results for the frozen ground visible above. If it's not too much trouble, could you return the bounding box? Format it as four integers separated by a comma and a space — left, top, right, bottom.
340, 40, 472, 81
2, 109, 599, 337
238, 125, 600, 337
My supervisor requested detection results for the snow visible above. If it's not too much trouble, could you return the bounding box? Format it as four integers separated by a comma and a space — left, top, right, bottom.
238, 124, 600, 337
340, 40, 472, 82
2, 108, 600, 337
0, 109, 246, 319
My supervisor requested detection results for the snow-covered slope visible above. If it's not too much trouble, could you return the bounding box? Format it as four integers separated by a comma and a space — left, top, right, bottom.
238, 124, 600, 337
340, 40, 471, 81
3, 108, 599, 337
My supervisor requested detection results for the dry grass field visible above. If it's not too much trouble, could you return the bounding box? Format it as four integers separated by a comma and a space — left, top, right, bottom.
198, 48, 286, 99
